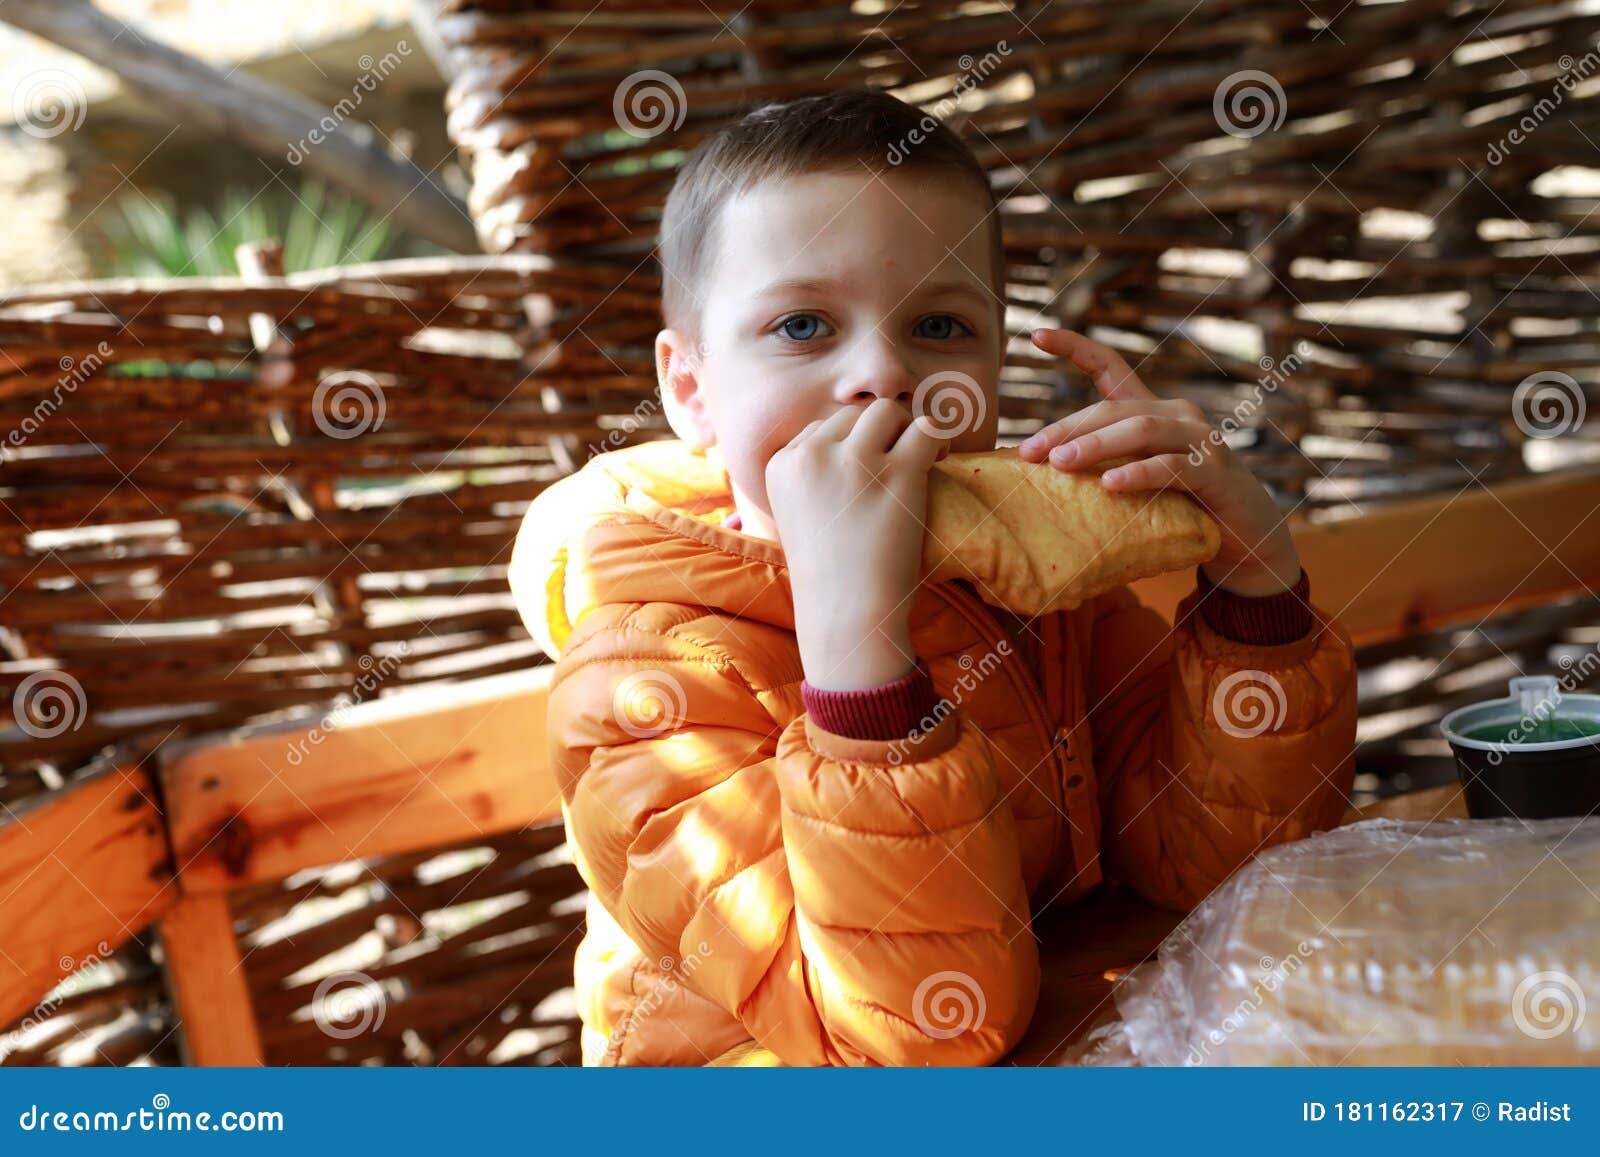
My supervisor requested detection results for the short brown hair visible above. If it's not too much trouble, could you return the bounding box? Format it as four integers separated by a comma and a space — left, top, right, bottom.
657, 87, 1005, 343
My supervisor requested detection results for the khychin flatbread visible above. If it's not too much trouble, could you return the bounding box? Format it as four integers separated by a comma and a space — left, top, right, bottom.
922, 448, 1221, 614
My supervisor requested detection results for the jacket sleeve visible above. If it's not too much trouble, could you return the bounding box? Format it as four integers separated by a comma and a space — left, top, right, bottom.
547, 607, 1040, 1066
1080, 571, 1358, 913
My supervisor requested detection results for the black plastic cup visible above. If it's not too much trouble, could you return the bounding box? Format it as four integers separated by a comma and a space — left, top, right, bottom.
1439, 675, 1600, 820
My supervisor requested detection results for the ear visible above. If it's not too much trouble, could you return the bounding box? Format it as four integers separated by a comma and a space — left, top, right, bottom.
657, 329, 716, 449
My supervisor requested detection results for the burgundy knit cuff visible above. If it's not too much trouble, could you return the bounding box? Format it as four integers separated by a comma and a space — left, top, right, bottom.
1195, 564, 1313, 646
801, 658, 942, 742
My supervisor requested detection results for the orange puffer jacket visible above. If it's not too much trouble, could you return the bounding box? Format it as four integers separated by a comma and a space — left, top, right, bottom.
509, 440, 1358, 1066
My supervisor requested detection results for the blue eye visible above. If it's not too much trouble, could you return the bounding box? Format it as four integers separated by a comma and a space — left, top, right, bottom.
776, 314, 826, 342
915, 314, 971, 340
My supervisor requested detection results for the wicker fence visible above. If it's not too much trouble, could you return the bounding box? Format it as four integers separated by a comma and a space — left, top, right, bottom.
433, 0, 1600, 494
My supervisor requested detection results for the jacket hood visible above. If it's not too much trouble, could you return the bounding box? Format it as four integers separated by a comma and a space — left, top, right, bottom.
510, 439, 798, 661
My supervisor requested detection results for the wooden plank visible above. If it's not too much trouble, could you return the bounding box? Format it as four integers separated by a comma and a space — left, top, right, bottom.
1131, 464, 1600, 647
0, 764, 175, 1026
158, 892, 264, 1065
162, 665, 562, 893
1341, 781, 1465, 825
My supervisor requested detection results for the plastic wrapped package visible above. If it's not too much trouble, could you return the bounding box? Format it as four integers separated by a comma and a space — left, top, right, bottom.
1068, 817, 1600, 1065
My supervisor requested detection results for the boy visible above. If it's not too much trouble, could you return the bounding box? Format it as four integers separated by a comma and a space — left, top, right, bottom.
509, 88, 1357, 1066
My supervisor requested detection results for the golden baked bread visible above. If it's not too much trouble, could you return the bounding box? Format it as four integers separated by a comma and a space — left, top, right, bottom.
1122, 817, 1600, 1066
922, 448, 1221, 615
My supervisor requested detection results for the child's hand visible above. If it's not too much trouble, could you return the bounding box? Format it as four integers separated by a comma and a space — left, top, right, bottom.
766, 398, 949, 690
1020, 327, 1301, 596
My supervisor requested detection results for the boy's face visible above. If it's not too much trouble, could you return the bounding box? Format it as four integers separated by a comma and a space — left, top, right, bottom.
658, 166, 1005, 542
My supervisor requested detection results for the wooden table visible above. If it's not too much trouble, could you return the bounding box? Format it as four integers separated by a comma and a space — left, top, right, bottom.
1006, 782, 1468, 1065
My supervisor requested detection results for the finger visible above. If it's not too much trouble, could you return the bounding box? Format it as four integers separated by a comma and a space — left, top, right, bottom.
815, 405, 864, 442
1043, 414, 1211, 471
844, 397, 914, 453
1018, 399, 1171, 460
889, 413, 949, 469
1031, 328, 1157, 402
1017, 398, 1203, 460
786, 417, 829, 448
1097, 452, 1201, 493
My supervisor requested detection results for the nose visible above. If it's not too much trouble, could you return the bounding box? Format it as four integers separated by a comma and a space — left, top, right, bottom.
837, 337, 916, 407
